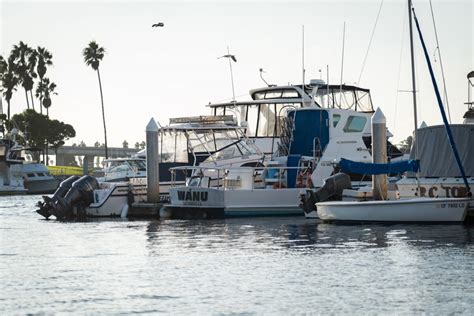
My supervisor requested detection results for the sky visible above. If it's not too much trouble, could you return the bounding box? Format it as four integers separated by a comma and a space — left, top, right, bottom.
1, 0, 473, 147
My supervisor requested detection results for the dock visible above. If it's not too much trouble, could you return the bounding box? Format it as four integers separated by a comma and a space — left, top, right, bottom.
128, 202, 162, 218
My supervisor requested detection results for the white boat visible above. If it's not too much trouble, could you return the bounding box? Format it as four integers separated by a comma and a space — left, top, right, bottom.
36, 175, 147, 219
165, 165, 306, 218
96, 157, 147, 182
317, 197, 469, 223
0, 139, 28, 195
1, 135, 60, 194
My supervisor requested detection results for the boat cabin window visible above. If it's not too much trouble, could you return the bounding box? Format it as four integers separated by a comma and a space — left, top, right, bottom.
159, 130, 189, 163
253, 89, 300, 100
282, 90, 299, 98
343, 116, 367, 133
333, 114, 341, 127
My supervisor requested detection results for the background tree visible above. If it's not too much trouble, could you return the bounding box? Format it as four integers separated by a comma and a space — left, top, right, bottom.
82, 41, 108, 158
0, 55, 19, 120
47, 119, 76, 157
7, 109, 75, 152
35, 47, 53, 114
398, 135, 413, 154
140, 141, 145, 149
94, 141, 100, 147
122, 140, 128, 148
11, 41, 36, 110
134, 142, 140, 150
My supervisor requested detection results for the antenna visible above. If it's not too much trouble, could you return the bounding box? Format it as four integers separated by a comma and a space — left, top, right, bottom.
429, 0, 451, 123
227, 46, 236, 103
259, 68, 270, 87
339, 22, 346, 107
302, 25, 305, 107
327, 65, 331, 108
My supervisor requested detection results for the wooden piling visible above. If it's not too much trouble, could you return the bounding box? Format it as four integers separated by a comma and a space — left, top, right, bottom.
146, 118, 160, 203
372, 108, 388, 200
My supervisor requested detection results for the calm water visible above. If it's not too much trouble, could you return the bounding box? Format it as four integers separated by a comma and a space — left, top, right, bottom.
1, 195, 473, 314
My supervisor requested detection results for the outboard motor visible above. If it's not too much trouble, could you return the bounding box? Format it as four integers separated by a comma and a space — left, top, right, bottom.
36, 175, 99, 220
300, 173, 352, 215
36, 176, 80, 219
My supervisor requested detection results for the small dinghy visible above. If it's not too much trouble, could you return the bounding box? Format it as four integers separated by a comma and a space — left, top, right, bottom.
317, 197, 469, 223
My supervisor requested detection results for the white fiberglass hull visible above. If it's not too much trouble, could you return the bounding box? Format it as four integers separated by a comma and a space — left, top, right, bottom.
85, 182, 147, 217
167, 187, 305, 218
316, 197, 470, 223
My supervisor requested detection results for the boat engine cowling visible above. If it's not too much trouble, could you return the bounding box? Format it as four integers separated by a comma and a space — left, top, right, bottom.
300, 173, 352, 214
36, 176, 80, 219
36, 175, 99, 220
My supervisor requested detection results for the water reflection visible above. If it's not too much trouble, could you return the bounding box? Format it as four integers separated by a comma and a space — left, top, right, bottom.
143, 218, 474, 254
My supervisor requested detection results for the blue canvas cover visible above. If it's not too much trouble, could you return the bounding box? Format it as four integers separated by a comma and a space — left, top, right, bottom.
286, 154, 301, 188
288, 109, 329, 157
339, 158, 420, 175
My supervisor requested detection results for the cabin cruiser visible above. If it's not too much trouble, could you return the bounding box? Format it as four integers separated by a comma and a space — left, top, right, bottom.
7, 144, 60, 194
164, 85, 403, 219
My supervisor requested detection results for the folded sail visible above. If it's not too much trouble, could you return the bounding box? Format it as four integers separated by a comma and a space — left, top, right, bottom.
339, 158, 420, 175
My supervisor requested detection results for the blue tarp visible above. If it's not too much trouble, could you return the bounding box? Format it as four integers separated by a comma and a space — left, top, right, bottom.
339, 158, 420, 175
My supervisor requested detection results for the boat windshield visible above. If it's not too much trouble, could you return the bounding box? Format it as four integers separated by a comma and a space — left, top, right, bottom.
158, 127, 245, 163
313, 85, 374, 112
105, 159, 146, 172
204, 139, 259, 162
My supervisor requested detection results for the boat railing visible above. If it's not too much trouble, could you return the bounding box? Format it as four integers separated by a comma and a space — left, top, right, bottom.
169, 164, 314, 191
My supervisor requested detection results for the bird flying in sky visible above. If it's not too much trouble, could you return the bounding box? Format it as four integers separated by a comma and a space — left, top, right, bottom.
218, 54, 237, 62
152, 22, 164, 27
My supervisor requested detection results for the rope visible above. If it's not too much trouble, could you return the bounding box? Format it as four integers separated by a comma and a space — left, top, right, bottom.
392, 7, 408, 135
429, 0, 452, 123
357, 0, 384, 84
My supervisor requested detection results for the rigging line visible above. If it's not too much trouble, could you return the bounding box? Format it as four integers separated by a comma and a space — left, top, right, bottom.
357, 0, 384, 85
429, 0, 452, 123
392, 4, 408, 134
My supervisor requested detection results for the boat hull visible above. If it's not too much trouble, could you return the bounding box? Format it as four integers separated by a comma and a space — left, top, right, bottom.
317, 197, 469, 223
25, 178, 61, 194
166, 187, 305, 218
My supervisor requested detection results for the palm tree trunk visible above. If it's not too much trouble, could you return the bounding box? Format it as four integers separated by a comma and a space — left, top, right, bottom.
40, 96, 43, 114
24, 89, 30, 109
7, 99, 11, 121
30, 90, 35, 111
97, 67, 108, 159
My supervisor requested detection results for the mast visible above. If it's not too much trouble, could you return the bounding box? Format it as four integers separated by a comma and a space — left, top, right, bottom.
408, 0, 418, 153
408, 0, 421, 195
339, 22, 346, 107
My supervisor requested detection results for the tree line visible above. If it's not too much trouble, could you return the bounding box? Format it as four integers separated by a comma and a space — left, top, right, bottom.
0, 40, 124, 161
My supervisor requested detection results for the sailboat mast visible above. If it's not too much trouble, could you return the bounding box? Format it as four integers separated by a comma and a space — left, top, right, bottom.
408, 0, 418, 153
408, 0, 421, 195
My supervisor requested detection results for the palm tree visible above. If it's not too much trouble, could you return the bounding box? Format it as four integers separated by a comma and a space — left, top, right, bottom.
37, 77, 57, 117
0, 55, 19, 120
35, 47, 53, 114
11, 41, 36, 110
83, 41, 108, 159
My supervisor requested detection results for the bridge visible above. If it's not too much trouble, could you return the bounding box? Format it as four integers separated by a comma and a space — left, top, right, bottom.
54, 146, 141, 167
